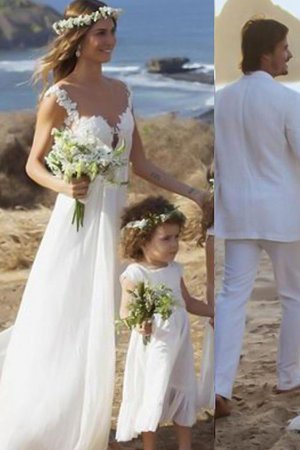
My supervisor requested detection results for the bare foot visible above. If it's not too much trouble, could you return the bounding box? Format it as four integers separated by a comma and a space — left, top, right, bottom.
273, 383, 300, 395
215, 394, 231, 419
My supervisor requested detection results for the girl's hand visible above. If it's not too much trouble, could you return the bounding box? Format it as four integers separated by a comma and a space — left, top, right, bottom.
137, 320, 152, 337
59, 176, 90, 200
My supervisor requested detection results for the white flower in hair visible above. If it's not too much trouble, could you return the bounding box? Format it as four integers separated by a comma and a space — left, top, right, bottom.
124, 208, 186, 231
128, 219, 149, 229
52, 6, 123, 35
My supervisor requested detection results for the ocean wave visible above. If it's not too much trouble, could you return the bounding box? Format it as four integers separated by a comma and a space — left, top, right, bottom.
0, 59, 213, 77
183, 62, 214, 73
103, 65, 141, 74
0, 60, 37, 72
0, 59, 141, 75
119, 71, 214, 92
0, 59, 213, 93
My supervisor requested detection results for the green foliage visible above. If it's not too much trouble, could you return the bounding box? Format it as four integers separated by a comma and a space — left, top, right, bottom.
116, 282, 176, 345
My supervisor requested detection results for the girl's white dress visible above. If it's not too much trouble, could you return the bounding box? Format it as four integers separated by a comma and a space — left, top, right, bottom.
0, 84, 134, 450
116, 261, 198, 442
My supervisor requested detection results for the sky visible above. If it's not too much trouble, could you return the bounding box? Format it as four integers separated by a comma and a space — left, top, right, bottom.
215, 0, 300, 18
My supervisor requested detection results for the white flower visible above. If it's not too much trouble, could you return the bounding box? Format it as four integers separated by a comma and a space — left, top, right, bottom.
52, 6, 123, 35
83, 16, 91, 25
125, 218, 149, 230
132, 219, 149, 229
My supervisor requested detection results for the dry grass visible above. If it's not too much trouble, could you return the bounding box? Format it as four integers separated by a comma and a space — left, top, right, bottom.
0, 207, 50, 271
0, 113, 214, 273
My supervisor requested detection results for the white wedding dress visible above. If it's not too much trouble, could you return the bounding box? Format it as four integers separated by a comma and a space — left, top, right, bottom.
288, 415, 300, 431
197, 321, 214, 411
0, 84, 134, 450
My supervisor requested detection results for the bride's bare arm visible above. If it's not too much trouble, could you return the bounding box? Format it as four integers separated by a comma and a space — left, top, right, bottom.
25, 95, 89, 199
130, 121, 209, 207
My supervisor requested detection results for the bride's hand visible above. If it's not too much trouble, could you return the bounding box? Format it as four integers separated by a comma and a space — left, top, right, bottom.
59, 176, 90, 200
137, 321, 152, 337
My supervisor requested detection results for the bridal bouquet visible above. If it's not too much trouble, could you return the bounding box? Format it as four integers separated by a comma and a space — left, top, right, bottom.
45, 127, 126, 230
116, 282, 176, 345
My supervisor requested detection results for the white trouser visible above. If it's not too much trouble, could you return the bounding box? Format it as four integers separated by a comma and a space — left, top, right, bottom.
215, 239, 300, 399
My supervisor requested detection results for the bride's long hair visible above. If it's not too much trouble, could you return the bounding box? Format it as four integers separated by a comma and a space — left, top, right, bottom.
33, 0, 114, 95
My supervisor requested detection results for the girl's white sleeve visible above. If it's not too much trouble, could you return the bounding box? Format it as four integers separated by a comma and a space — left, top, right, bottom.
120, 263, 144, 284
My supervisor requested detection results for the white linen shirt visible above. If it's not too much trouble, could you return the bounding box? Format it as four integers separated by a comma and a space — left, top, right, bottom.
215, 71, 300, 241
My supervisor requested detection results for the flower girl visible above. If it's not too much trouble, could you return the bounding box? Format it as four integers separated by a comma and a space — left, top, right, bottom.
116, 196, 214, 450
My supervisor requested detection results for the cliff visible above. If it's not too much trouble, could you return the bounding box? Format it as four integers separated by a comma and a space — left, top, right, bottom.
0, 0, 61, 49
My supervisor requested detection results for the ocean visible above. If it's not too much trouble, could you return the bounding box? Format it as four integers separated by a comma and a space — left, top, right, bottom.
0, 0, 214, 117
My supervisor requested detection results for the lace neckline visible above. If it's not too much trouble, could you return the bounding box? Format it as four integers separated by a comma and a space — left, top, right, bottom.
78, 107, 131, 133
45, 84, 132, 130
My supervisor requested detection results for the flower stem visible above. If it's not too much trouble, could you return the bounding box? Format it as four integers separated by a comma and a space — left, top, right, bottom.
71, 200, 85, 231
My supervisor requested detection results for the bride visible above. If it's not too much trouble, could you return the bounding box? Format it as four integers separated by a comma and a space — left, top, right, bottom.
0, 1, 208, 449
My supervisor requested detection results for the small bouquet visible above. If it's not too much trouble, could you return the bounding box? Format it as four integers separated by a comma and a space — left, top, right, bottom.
45, 127, 126, 230
116, 282, 176, 345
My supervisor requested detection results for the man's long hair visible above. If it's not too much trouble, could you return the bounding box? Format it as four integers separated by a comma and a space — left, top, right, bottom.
240, 18, 288, 74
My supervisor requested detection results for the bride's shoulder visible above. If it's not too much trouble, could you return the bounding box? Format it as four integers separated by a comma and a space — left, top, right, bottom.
35, 95, 66, 129
38, 83, 71, 123
105, 77, 131, 96
43, 80, 73, 99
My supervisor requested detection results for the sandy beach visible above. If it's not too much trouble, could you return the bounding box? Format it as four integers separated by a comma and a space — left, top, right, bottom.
215, 239, 300, 450
0, 114, 214, 449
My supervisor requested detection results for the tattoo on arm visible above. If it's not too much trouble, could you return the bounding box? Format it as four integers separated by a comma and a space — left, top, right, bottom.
188, 187, 195, 195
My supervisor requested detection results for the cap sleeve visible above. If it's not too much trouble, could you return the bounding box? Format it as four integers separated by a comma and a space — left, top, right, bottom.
173, 261, 184, 278
120, 263, 144, 284
44, 85, 79, 127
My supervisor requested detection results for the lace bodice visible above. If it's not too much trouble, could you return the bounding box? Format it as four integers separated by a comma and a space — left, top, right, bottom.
44, 83, 134, 155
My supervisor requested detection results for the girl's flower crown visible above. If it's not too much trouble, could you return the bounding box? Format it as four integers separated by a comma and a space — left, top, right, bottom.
124, 208, 186, 231
52, 6, 123, 35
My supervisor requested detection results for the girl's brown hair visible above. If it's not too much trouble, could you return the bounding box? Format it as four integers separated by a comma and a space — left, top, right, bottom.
121, 196, 186, 261
34, 0, 116, 94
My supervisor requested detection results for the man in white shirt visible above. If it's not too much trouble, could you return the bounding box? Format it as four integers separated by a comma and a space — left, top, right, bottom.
215, 18, 300, 418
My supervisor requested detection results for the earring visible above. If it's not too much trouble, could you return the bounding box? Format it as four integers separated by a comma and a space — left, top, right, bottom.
75, 46, 81, 58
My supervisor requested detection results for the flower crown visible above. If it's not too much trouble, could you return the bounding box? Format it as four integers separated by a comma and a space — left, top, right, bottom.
52, 6, 123, 35
124, 208, 186, 231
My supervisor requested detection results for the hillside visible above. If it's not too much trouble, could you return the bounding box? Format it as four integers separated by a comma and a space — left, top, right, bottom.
0, 0, 61, 49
